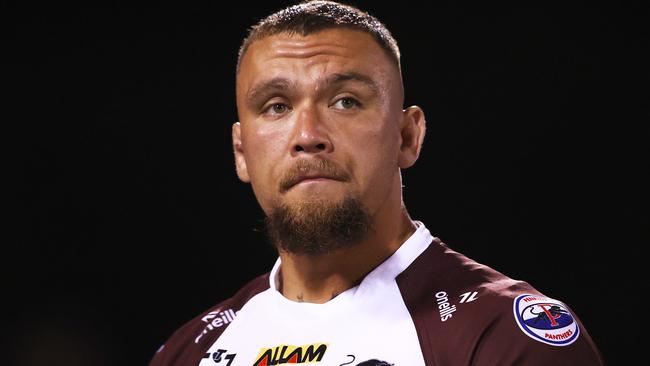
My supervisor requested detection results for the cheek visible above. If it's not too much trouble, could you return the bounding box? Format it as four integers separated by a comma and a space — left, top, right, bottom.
351, 114, 400, 166
241, 126, 288, 209
345, 123, 400, 195
243, 121, 286, 170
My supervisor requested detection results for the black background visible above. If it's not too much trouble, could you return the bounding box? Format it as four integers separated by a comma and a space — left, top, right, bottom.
5, 1, 648, 365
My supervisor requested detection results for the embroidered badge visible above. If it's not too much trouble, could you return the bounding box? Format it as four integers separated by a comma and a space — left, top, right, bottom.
513, 294, 579, 346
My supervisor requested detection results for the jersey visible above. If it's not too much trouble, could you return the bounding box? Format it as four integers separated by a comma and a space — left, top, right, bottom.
149, 222, 604, 366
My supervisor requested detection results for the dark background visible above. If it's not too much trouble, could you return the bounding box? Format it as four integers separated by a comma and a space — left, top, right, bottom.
5, 1, 648, 365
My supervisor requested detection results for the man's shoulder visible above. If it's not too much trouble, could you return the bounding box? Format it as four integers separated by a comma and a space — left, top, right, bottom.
191, 272, 272, 344
396, 237, 543, 350
148, 272, 271, 366
397, 238, 604, 365
397, 237, 535, 305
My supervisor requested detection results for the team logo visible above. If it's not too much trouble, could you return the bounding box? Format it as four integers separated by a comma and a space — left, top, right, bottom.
513, 294, 579, 346
253, 343, 327, 366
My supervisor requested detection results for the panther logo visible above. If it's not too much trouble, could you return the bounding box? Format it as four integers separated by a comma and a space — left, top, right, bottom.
356, 360, 393, 366
339, 355, 393, 366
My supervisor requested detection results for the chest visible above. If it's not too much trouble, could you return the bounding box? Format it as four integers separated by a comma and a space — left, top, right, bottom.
198, 293, 425, 366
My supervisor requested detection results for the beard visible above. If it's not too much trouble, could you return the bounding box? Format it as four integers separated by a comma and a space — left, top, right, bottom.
264, 195, 372, 256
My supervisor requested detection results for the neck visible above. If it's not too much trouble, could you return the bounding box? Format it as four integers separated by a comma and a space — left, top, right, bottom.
277, 207, 416, 304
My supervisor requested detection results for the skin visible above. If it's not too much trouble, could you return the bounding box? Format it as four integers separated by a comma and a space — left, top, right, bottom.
233, 28, 426, 303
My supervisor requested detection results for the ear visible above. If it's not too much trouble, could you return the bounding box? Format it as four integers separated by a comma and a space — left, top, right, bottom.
232, 122, 250, 182
398, 106, 426, 169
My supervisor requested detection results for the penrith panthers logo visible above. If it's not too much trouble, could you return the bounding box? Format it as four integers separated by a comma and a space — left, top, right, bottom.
513, 294, 580, 346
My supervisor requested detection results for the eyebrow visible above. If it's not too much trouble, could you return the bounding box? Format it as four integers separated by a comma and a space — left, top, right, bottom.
246, 77, 293, 104
245, 71, 379, 105
325, 72, 379, 94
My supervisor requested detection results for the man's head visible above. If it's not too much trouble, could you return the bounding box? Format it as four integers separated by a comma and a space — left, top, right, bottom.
232, 1, 426, 255
236, 0, 401, 75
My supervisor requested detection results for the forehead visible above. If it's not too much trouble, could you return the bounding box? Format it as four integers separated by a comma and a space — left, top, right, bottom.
236, 28, 399, 95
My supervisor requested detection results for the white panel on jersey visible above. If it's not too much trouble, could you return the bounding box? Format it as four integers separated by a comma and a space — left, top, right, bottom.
200, 223, 433, 366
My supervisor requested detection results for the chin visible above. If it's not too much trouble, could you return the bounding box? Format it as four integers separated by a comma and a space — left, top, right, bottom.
264, 195, 372, 255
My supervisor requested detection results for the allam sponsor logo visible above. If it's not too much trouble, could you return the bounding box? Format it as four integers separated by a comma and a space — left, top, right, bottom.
194, 308, 238, 343
253, 343, 327, 366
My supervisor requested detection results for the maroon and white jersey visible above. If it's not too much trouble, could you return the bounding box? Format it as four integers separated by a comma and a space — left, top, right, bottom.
150, 223, 603, 366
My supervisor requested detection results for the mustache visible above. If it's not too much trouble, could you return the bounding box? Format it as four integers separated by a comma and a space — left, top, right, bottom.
279, 158, 350, 193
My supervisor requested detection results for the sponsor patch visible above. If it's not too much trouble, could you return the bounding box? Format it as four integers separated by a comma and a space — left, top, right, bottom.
253, 343, 327, 366
513, 294, 579, 346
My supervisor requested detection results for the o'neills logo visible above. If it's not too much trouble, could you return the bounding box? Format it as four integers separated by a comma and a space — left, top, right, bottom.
253, 343, 327, 366
194, 308, 237, 344
435, 291, 457, 322
513, 294, 579, 346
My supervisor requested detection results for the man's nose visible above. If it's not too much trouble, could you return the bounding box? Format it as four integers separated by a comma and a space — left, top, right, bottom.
290, 106, 333, 155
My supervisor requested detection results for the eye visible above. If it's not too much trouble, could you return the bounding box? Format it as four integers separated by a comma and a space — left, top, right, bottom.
332, 97, 361, 110
263, 102, 291, 116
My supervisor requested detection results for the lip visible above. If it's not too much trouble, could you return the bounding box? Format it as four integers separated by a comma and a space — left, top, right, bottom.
292, 175, 338, 188
297, 177, 331, 184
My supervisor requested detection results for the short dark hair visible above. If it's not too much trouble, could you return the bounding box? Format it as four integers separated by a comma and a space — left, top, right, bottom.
236, 0, 401, 73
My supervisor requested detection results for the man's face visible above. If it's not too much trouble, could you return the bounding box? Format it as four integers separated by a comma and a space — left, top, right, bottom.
233, 28, 405, 248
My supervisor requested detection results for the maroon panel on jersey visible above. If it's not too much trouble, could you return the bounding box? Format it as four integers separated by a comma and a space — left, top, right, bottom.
397, 239, 604, 365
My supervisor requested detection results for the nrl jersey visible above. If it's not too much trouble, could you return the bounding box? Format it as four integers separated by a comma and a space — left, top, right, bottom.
149, 223, 604, 366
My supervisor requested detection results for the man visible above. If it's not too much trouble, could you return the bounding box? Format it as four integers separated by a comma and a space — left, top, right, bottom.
150, 1, 604, 365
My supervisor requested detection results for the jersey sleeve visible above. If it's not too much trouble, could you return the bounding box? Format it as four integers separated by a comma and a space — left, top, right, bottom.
469, 296, 604, 365
148, 300, 229, 366
148, 273, 270, 366
397, 239, 605, 365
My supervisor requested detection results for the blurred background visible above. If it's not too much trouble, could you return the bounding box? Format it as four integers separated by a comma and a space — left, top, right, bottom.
5, 1, 648, 365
